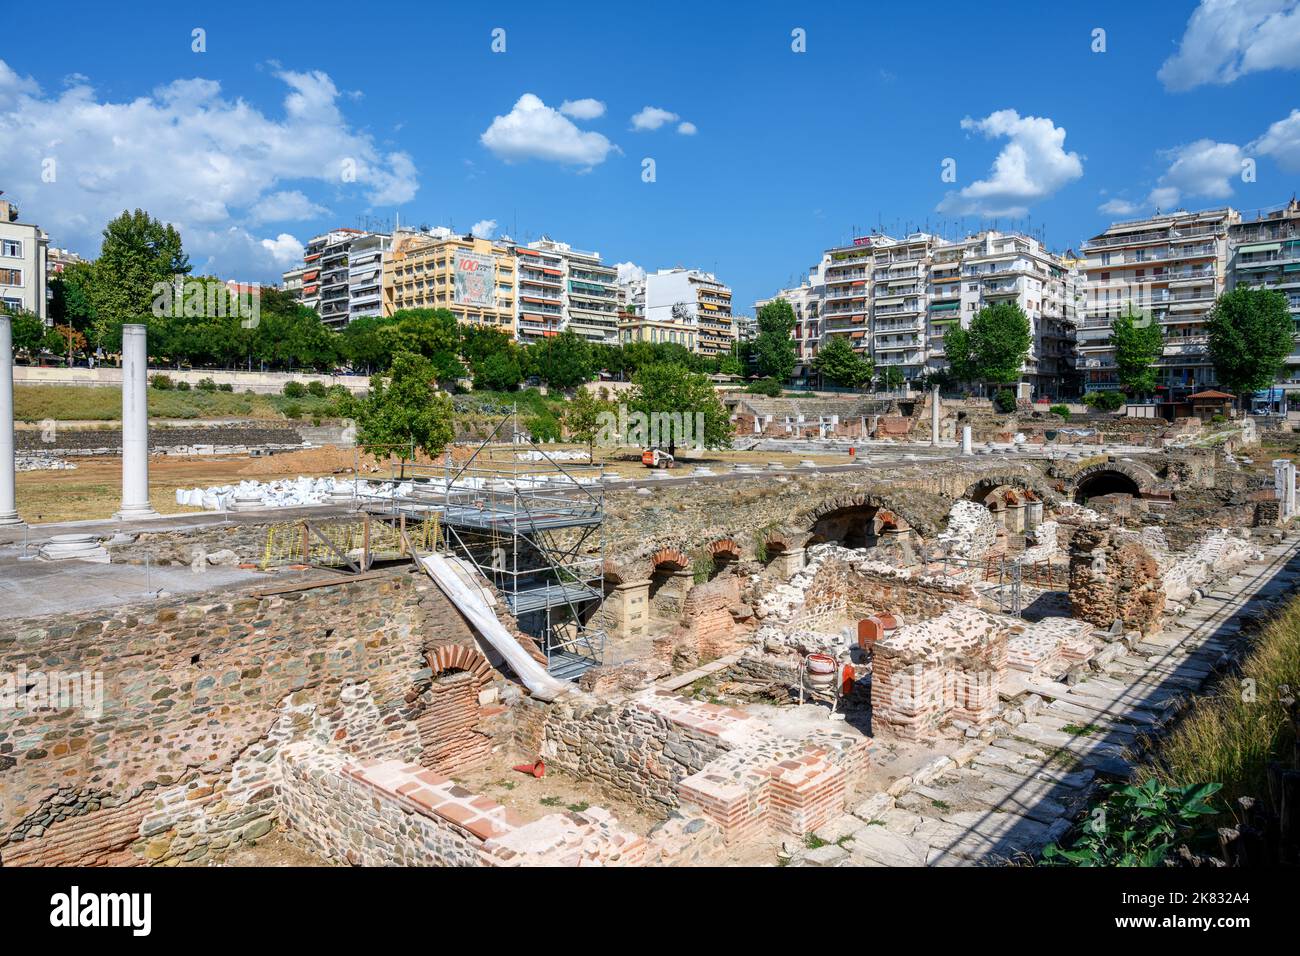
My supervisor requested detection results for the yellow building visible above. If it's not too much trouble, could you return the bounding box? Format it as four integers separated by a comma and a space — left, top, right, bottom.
381, 231, 517, 330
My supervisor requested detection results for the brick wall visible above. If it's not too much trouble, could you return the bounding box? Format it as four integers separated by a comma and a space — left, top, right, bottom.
0, 569, 492, 866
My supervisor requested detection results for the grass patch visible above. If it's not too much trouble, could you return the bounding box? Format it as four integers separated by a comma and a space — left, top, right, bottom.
930, 799, 951, 811
539, 796, 564, 807
566, 801, 590, 813
1155, 592, 1300, 816
14, 384, 342, 422
803, 834, 828, 849
1061, 723, 1100, 737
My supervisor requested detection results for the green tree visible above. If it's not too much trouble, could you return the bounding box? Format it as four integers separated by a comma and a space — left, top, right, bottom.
876, 365, 905, 392
943, 324, 976, 385
752, 300, 797, 382
89, 209, 190, 354
339, 315, 394, 373
473, 348, 524, 391
812, 336, 874, 388
6, 310, 46, 357
525, 330, 594, 389
1109, 309, 1163, 397
629, 362, 732, 456
354, 351, 455, 459
49, 261, 97, 336
969, 301, 1032, 386
1207, 287, 1295, 404
563, 387, 615, 459
386, 309, 464, 382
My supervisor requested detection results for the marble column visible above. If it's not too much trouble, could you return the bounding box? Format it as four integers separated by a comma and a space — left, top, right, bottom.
0, 315, 21, 525
116, 324, 159, 519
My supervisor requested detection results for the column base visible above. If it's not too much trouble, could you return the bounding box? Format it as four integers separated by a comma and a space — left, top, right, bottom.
0, 512, 24, 527
115, 505, 162, 520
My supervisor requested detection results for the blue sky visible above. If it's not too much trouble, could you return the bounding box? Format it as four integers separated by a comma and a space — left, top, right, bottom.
1, 0, 1298, 312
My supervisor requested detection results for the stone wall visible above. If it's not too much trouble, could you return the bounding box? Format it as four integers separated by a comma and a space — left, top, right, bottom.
1067, 525, 1166, 632
871, 606, 1008, 739
15, 424, 306, 456
0, 569, 493, 866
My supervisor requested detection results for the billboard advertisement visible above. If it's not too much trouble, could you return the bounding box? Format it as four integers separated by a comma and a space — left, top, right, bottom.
453, 250, 497, 309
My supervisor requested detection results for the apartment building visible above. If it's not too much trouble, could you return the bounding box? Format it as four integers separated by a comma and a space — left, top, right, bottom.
295, 228, 367, 326
381, 230, 517, 331
1229, 199, 1300, 394
511, 237, 621, 346
1078, 207, 1237, 397
281, 266, 305, 298
0, 196, 49, 322
637, 268, 735, 356
947, 231, 1081, 398
820, 240, 873, 355
347, 232, 390, 321
870, 233, 938, 381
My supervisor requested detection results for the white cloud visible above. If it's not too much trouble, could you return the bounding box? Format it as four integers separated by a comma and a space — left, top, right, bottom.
1098, 198, 1141, 216
249, 190, 329, 224
614, 261, 645, 285
559, 98, 606, 120
936, 109, 1083, 217
630, 106, 678, 131
481, 93, 617, 168
1146, 138, 1246, 207
0, 60, 418, 282
677, 121, 697, 136
1159, 0, 1300, 91
1251, 107, 1300, 171
470, 219, 497, 239
260, 233, 306, 268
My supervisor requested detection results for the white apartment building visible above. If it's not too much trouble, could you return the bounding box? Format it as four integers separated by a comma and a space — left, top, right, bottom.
946, 231, 1081, 398
638, 268, 735, 356
1077, 207, 1237, 398
870, 233, 939, 380
781, 229, 1079, 394
1229, 199, 1300, 395
820, 241, 873, 355
514, 237, 620, 346
0, 196, 49, 322
347, 233, 390, 321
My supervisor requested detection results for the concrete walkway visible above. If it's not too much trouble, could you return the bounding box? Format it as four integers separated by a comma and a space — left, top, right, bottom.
788, 530, 1300, 867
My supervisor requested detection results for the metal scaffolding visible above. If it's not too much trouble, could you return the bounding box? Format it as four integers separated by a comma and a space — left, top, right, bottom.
362, 409, 608, 680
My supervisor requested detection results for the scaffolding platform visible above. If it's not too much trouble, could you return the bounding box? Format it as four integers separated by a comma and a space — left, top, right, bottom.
364, 409, 608, 681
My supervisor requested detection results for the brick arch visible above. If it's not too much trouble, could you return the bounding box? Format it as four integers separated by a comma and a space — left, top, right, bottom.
1070, 460, 1159, 502
963, 474, 1051, 506
798, 492, 922, 535
650, 547, 691, 572
763, 529, 812, 555
428, 643, 493, 682
706, 538, 741, 560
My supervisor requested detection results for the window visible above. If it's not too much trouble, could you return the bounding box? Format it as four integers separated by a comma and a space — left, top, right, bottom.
1, 240, 21, 258
1, 296, 20, 311
0, 268, 22, 286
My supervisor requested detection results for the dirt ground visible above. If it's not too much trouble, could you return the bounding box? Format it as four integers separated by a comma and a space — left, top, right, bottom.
214, 831, 331, 867
16, 443, 849, 523
452, 759, 666, 834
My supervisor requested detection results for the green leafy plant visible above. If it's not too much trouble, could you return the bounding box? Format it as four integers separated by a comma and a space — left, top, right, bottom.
993, 388, 1017, 413
1041, 778, 1221, 867
149, 374, 174, 391
282, 380, 307, 399
1049, 404, 1070, 421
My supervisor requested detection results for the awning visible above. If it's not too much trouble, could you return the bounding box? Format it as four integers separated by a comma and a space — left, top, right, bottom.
1238, 242, 1280, 254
